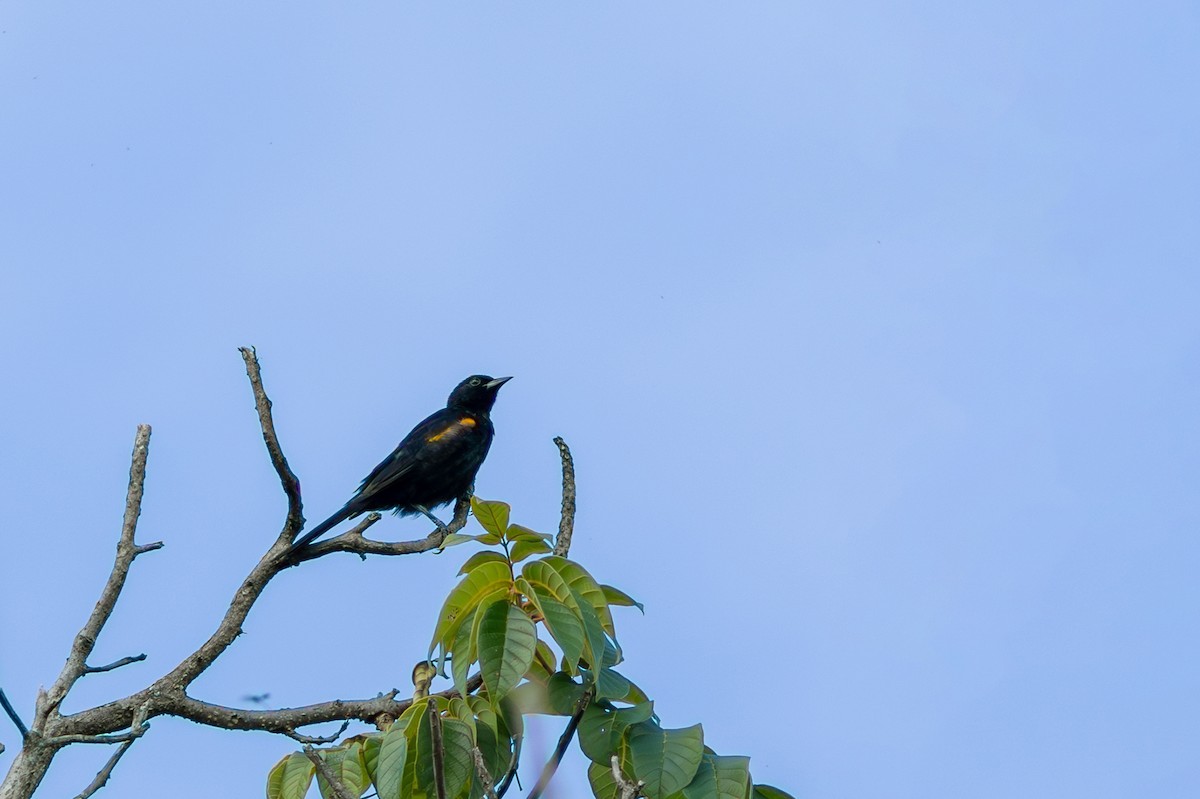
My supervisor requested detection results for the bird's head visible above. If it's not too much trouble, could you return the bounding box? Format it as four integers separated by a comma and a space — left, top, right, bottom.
447, 374, 512, 413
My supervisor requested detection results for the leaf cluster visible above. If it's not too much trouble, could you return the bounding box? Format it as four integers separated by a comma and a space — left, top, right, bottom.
267, 499, 792, 799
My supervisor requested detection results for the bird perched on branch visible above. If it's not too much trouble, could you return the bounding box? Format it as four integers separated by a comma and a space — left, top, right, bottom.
287, 374, 512, 558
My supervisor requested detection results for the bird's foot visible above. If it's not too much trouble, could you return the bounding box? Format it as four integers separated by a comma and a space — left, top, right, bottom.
414, 505, 452, 537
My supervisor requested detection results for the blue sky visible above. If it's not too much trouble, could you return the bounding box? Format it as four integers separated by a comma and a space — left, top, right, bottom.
2, 2, 1198, 797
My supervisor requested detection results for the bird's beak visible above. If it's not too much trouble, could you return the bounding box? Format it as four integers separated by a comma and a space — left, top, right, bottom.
486, 376, 513, 390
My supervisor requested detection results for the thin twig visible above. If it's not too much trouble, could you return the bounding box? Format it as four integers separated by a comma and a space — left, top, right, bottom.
303, 745, 357, 799
470, 746, 499, 799
427, 697, 447, 799
0, 687, 28, 739
238, 346, 304, 537
37, 425, 152, 729
47, 703, 150, 747
83, 655, 146, 675
284, 720, 350, 745
526, 687, 592, 799
552, 437, 575, 557
72, 740, 134, 799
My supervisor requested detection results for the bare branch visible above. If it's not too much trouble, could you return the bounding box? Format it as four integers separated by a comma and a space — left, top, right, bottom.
238, 346, 304, 537
0, 688, 28, 739
293, 495, 472, 563
37, 425, 152, 729
71, 740, 134, 799
427, 698, 448, 799
611, 755, 645, 799
303, 746, 357, 799
552, 437, 576, 557
83, 655, 146, 676
527, 687, 592, 799
284, 721, 350, 745
61, 674, 486, 739
133, 542, 163, 556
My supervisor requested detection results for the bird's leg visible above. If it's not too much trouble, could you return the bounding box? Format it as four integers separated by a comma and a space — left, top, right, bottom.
414, 505, 451, 536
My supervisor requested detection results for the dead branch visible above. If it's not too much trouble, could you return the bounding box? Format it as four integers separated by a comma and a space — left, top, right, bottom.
552, 437, 576, 557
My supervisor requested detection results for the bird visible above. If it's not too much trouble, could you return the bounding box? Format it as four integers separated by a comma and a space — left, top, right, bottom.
287, 374, 511, 558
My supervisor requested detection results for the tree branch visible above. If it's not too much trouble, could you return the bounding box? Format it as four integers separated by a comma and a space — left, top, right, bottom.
527, 687, 592, 799
552, 437, 576, 557
63, 674, 486, 739
83, 655, 146, 675
37, 425, 152, 729
292, 495, 472, 563
238, 346, 304, 537
71, 740, 134, 799
303, 745, 358, 799
611, 755, 644, 799
470, 746, 499, 799
284, 721, 350, 745
0, 351, 498, 799
0, 689, 27, 740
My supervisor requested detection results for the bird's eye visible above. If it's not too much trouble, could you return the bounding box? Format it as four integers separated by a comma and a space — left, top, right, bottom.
469, 378, 482, 387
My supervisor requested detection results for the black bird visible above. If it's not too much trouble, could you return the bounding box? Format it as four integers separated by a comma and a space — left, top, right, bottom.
288, 375, 511, 558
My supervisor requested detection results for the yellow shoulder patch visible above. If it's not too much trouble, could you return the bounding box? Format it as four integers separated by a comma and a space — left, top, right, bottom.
427, 417, 477, 442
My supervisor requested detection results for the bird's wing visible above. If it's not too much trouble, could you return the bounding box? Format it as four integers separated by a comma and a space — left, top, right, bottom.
356, 409, 482, 497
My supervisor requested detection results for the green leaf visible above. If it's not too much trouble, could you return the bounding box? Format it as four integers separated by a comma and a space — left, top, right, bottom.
450, 607, 477, 700
518, 577, 584, 675
602, 637, 623, 668
373, 719, 410, 799
458, 550, 509, 575
594, 667, 633, 702
578, 701, 654, 765
602, 584, 645, 613
624, 679, 651, 706
629, 722, 705, 799
360, 735, 381, 783
507, 524, 553, 542
267, 752, 315, 799
414, 714, 474, 799
546, 671, 586, 715
510, 536, 553, 563
449, 698, 476, 741
316, 742, 369, 799
752, 785, 797, 799
440, 718, 475, 799
683, 755, 753, 799
474, 716, 513, 792
398, 702, 430, 799
441, 532, 481, 548
471, 497, 510, 539
572, 588, 610, 674
429, 561, 513, 656
506, 680, 552, 715
588, 760, 620, 799
477, 601, 538, 704
527, 638, 557, 682
542, 556, 616, 635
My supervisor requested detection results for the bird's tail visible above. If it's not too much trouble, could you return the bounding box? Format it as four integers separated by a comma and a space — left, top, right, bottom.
285, 506, 353, 560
